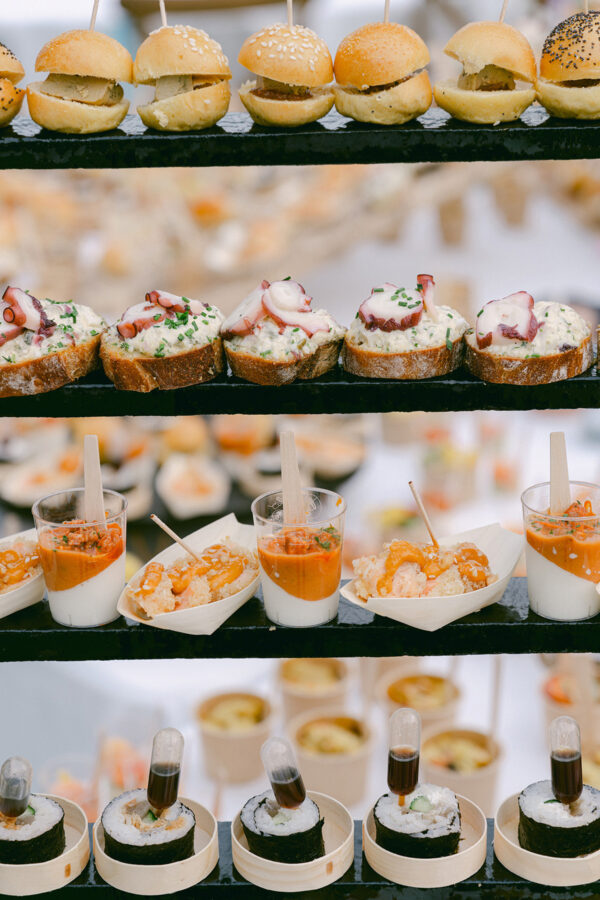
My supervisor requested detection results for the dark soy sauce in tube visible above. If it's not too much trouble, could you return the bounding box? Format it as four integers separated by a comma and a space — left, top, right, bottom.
0, 757, 32, 819
147, 728, 184, 814
388, 708, 421, 806
550, 715, 583, 805
261, 737, 306, 809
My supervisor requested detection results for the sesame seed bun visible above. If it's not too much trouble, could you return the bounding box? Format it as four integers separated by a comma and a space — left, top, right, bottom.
138, 79, 231, 130
540, 12, 600, 83
444, 21, 536, 83
537, 78, 600, 119
35, 30, 133, 83
0, 43, 24, 84
433, 80, 535, 123
239, 79, 334, 126
334, 22, 429, 89
27, 82, 129, 133
134, 25, 231, 84
238, 23, 332, 87
334, 70, 431, 124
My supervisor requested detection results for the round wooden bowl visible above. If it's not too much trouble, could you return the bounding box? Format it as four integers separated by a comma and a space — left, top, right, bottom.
0, 795, 89, 897
93, 799, 218, 895
197, 692, 272, 784
375, 669, 460, 733
421, 728, 502, 818
363, 794, 487, 888
279, 658, 349, 722
231, 791, 354, 892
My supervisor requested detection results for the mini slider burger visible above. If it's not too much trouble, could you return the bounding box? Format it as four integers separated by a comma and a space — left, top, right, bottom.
0, 43, 25, 127
134, 25, 231, 131
538, 12, 600, 119
27, 30, 133, 134
433, 21, 536, 124
334, 22, 431, 125
238, 24, 334, 127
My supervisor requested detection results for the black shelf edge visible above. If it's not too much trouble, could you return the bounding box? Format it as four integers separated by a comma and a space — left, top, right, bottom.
1, 365, 598, 417
17, 821, 597, 897
1, 578, 599, 662
3, 107, 600, 170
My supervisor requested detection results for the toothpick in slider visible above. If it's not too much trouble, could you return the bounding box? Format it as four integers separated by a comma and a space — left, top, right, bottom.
287, 0, 293, 28
89, 0, 100, 31
150, 514, 202, 562
408, 480, 438, 547
498, 0, 509, 23
383, 0, 390, 24
159, 0, 168, 28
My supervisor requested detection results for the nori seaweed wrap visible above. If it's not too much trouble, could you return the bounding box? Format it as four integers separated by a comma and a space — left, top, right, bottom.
518, 780, 600, 858
374, 785, 461, 859
101, 789, 195, 865
0, 795, 65, 865
241, 791, 324, 863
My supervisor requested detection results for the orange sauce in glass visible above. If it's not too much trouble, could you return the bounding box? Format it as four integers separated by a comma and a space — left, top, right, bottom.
38, 520, 123, 591
258, 526, 341, 601
526, 499, 600, 583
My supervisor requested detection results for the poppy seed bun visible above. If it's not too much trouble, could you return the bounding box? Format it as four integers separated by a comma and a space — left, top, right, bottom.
334, 70, 431, 124
0, 80, 24, 126
540, 12, 600, 82
138, 79, 231, 130
239, 80, 334, 126
134, 25, 231, 83
433, 81, 535, 123
238, 23, 332, 87
0, 43, 24, 84
27, 84, 129, 133
537, 79, 600, 119
444, 21, 536, 83
35, 30, 133, 83
334, 22, 429, 89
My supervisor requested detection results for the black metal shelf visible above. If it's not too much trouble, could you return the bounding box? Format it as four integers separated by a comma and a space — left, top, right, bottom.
0, 365, 598, 417
1, 578, 597, 662
20, 822, 596, 897
3, 107, 600, 170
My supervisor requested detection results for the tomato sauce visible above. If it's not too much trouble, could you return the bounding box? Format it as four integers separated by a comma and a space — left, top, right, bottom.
526, 499, 600, 582
258, 526, 341, 601
38, 520, 124, 591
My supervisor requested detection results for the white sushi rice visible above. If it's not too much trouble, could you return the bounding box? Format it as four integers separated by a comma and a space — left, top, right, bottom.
375, 784, 460, 837
520, 781, 600, 828
102, 789, 195, 847
242, 790, 319, 836
0, 795, 62, 841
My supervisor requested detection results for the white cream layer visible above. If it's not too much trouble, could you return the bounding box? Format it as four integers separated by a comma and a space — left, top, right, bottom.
525, 543, 600, 621
47, 553, 125, 628
260, 566, 339, 627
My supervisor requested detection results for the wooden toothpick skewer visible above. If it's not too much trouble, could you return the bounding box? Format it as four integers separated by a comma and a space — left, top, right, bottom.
150, 514, 202, 561
408, 481, 439, 547
159, 0, 168, 28
499, 0, 509, 22
287, 0, 293, 28
89, 0, 100, 31
584, 0, 589, 12
384, 0, 390, 23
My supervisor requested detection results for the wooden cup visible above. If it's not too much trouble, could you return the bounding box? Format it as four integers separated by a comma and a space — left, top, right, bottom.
279, 659, 349, 722
376, 669, 460, 734
197, 693, 272, 784
421, 728, 502, 818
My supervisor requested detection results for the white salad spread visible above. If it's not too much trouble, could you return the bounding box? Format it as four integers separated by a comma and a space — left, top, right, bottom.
109, 295, 223, 358
469, 300, 590, 359
347, 301, 467, 352
0, 298, 105, 365
226, 314, 344, 361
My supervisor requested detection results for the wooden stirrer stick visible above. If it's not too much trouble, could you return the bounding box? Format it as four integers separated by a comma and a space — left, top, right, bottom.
89, 0, 100, 31
280, 431, 305, 525
384, 0, 390, 23
549, 432, 570, 516
159, 0, 168, 28
83, 435, 106, 529
287, 0, 293, 28
408, 480, 438, 547
489, 656, 503, 746
150, 514, 202, 561
499, 0, 509, 23
584, 0, 590, 13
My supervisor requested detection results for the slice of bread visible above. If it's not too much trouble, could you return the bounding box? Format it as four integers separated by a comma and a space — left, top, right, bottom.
0, 333, 101, 398
464, 331, 594, 385
342, 333, 464, 379
224, 337, 342, 386
101, 332, 224, 392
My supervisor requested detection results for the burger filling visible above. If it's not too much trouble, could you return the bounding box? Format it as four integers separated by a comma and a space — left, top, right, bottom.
252, 76, 311, 100
341, 73, 417, 95
154, 74, 225, 101
458, 65, 516, 92
39, 74, 123, 106
557, 78, 600, 88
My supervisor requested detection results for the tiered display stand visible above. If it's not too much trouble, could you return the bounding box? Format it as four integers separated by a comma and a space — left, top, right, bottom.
3, 107, 600, 897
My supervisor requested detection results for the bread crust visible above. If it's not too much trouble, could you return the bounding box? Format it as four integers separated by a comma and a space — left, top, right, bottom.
0, 80, 24, 127
444, 21, 536, 83
334, 22, 429, 88
138, 80, 231, 131
238, 24, 332, 87
35, 30, 133, 83
27, 83, 129, 133
134, 26, 231, 83
0, 334, 101, 398
225, 338, 342, 385
433, 80, 535, 123
540, 13, 600, 83
537, 78, 600, 119
342, 334, 464, 379
239, 81, 334, 126
100, 334, 224, 392
0, 44, 24, 84
464, 332, 594, 385
334, 70, 431, 124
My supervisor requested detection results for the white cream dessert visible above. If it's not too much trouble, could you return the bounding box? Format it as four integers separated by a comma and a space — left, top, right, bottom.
0, 287, 105, 363
47, 554, 126, 627
221, 280, 344, 362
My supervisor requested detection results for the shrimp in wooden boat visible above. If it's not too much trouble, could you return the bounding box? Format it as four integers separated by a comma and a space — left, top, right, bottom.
126, 540, 258, 618
0, 539, 41, 593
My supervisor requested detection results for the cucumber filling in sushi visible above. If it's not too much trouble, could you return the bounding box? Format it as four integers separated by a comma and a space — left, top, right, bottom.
101, 789, 195, 865
241, 790, 325, 863
519, 780, 600, 858
374, 784, 461, 858
0, 795, 65, 865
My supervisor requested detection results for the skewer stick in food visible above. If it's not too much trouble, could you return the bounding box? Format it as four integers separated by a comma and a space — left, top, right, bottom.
498, 0, 509, 23
280, 431, 305, 525
489, 655, 503, 745
287, 0, 293, 29
159, 0, 168, 28
83, 435, 106, 529
584, 0, 589, 13
383, 0, 391, 23
89, 0, 100, 31
549, 432, 570, 516
408, 480, 439, 547
150, 514, 202, 562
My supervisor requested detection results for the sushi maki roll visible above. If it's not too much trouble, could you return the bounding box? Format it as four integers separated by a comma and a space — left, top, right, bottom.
518, 781, 600, 858
241, 790, 325, 863
374, 784, 461, 858
0, 795, 65, 865
102, 789, 195, 865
